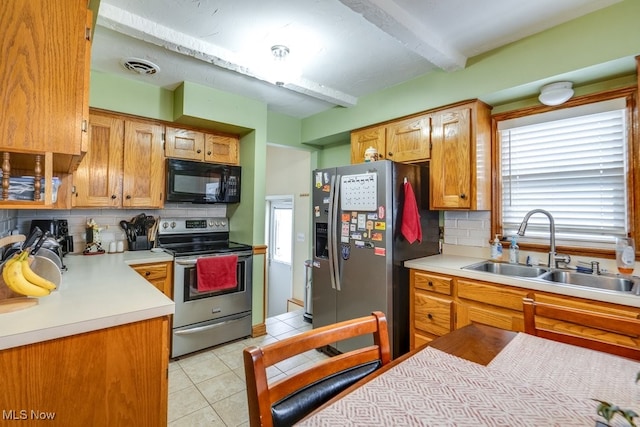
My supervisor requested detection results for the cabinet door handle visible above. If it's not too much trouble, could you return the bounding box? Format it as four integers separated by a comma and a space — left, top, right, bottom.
197, 149, 202, 154
111, 195, 117, 199
460, 193, 467, 199
207, 151, 212, 155
428, 281, 433, 287
427, 313, 433, 320
145, 271, 151, 276
125, 195, 131, 199
387, 152, 393, 157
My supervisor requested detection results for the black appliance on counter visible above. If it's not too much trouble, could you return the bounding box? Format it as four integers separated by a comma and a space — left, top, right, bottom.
165, 159, 241, 204
29, 219, 73, 256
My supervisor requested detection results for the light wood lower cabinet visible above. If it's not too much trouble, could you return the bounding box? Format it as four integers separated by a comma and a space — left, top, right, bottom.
132, 261, 173, 298
0, 317, 169, 426
409, 269, 640, 350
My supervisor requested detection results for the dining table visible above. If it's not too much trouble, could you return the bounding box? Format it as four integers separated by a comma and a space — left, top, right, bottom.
297, 323, 640, 426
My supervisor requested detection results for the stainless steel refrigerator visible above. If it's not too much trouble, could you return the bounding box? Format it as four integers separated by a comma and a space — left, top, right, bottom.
311, 160, 440, 358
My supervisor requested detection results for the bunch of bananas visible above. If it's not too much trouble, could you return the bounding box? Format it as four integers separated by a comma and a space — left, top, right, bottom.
1, 251, 57, 297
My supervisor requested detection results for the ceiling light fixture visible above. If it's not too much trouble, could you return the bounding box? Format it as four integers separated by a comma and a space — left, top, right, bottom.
538, 81, 574, 106
269, 44, 296, 86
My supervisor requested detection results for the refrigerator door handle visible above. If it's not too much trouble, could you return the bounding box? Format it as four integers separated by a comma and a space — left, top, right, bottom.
331, 174, 342, 291
327, 174, 337, 290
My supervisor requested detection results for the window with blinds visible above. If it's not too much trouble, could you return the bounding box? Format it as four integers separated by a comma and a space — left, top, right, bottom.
498, 98, 628, 248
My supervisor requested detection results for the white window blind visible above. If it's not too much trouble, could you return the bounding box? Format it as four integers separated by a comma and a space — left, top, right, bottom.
498, 99, 628, 247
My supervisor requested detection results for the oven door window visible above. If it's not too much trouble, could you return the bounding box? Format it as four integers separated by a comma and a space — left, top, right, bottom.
183, 258, 246, 301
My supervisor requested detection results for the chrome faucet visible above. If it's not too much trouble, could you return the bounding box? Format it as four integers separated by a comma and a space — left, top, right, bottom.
517, 209, 571, 268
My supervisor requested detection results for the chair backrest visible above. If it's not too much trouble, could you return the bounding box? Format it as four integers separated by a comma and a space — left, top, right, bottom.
522, 297, 640, 361
243, 311, 391, 427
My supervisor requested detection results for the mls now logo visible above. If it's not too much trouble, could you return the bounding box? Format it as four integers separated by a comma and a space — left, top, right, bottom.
3, 409, 56, 420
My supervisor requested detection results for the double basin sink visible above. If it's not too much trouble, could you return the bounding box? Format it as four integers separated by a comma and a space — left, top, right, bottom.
462, 261, 638, 294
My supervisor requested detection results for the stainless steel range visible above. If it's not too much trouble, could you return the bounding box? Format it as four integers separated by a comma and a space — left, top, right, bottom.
157, 217, 253, 358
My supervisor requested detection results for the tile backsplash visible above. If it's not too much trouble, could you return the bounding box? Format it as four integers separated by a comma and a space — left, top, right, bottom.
443, 210, 491, 248
15, 204, 226, 253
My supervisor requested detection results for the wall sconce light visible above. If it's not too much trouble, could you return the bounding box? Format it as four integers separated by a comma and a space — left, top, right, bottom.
538, 81, 574, 106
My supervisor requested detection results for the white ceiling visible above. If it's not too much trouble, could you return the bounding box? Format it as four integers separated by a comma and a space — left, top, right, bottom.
91, 0, 622, 119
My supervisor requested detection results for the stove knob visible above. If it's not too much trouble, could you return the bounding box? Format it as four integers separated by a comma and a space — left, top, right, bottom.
170, 221, 176, 229
214, 221, 220, 227
208, 220, 215, 228
162, 221, 169, 229
220, 221, 226, 227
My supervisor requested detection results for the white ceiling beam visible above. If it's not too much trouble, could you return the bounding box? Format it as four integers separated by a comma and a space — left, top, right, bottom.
338, 0, 467, 71
97, 3, 357, 107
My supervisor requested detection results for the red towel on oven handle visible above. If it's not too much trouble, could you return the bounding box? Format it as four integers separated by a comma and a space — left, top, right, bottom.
196, 254, 238, 292
401, 180, 422, 244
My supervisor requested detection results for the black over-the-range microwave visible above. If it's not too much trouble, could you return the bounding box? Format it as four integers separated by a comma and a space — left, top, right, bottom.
166, 158, 241, 204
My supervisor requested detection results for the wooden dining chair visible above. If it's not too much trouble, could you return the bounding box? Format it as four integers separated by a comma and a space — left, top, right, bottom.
522, 297, 640, 361
243, 311, 391, 427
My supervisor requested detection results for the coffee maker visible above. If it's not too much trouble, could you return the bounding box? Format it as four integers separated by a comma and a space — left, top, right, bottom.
29, 219, 73, 256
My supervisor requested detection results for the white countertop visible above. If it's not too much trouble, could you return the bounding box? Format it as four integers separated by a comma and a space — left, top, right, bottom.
404, 254, 640, 308
0, 251, 175, 350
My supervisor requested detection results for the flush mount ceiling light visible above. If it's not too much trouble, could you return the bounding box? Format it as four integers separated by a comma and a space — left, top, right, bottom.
538, 81, 574, 106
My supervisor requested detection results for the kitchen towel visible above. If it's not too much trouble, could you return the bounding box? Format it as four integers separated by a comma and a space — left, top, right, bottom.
196, 255, 238, 292
401, 180, 422, 243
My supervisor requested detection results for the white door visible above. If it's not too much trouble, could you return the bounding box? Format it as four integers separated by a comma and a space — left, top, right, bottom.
267, 198, 293, 317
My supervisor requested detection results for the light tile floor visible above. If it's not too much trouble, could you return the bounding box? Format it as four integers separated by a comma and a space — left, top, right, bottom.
167, 310, 326, 426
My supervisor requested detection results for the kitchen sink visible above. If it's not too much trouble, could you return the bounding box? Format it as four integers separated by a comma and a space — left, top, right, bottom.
462, 261, 549, 278
538, 270, 635, 292
461, 260, 638, 294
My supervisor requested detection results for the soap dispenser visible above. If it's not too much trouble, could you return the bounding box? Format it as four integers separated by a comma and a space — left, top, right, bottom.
491, 235, 503, 260
509, 236, 519, 264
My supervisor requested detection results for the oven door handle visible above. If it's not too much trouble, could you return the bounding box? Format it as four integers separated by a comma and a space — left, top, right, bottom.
176, 259, 197, 266
174, 317, 245, 335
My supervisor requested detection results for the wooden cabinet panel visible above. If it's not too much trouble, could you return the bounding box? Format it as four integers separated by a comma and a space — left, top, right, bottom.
431, 107, 472, 208
74, 112, 164, 208
122, 120, 165, 207
413, 332, 433, 349
132, 261, 173, 298
0, 317, 169, 426
205, 134, 239, 164
386, 115, 430, 163
409, 267, 640, 352
0, 0, 90, 156
350, 125, 386, 163
413, 292, 454, 337
457, 303, 524, 331
430, 100, 491, 210
457, 279, 529, 311
165, 127, 204, 161
166, 127, 240, 165
74, 114, 124, 207
413, 271, 452, 295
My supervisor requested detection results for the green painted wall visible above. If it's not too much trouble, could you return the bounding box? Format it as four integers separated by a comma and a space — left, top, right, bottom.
300, 0, 640, 145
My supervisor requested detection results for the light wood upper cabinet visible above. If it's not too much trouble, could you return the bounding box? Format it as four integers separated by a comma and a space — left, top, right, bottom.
166, 126, 240, 165
73, 112, 165, 208
386, 115, 430, 163
350, 116, 430, 164
205, 134, 239, 164
0, 0, 91, 156
351, 125, 386, 163
164, 127, 205, 161
430, 100, 492, 210
73, 114, 124, 207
